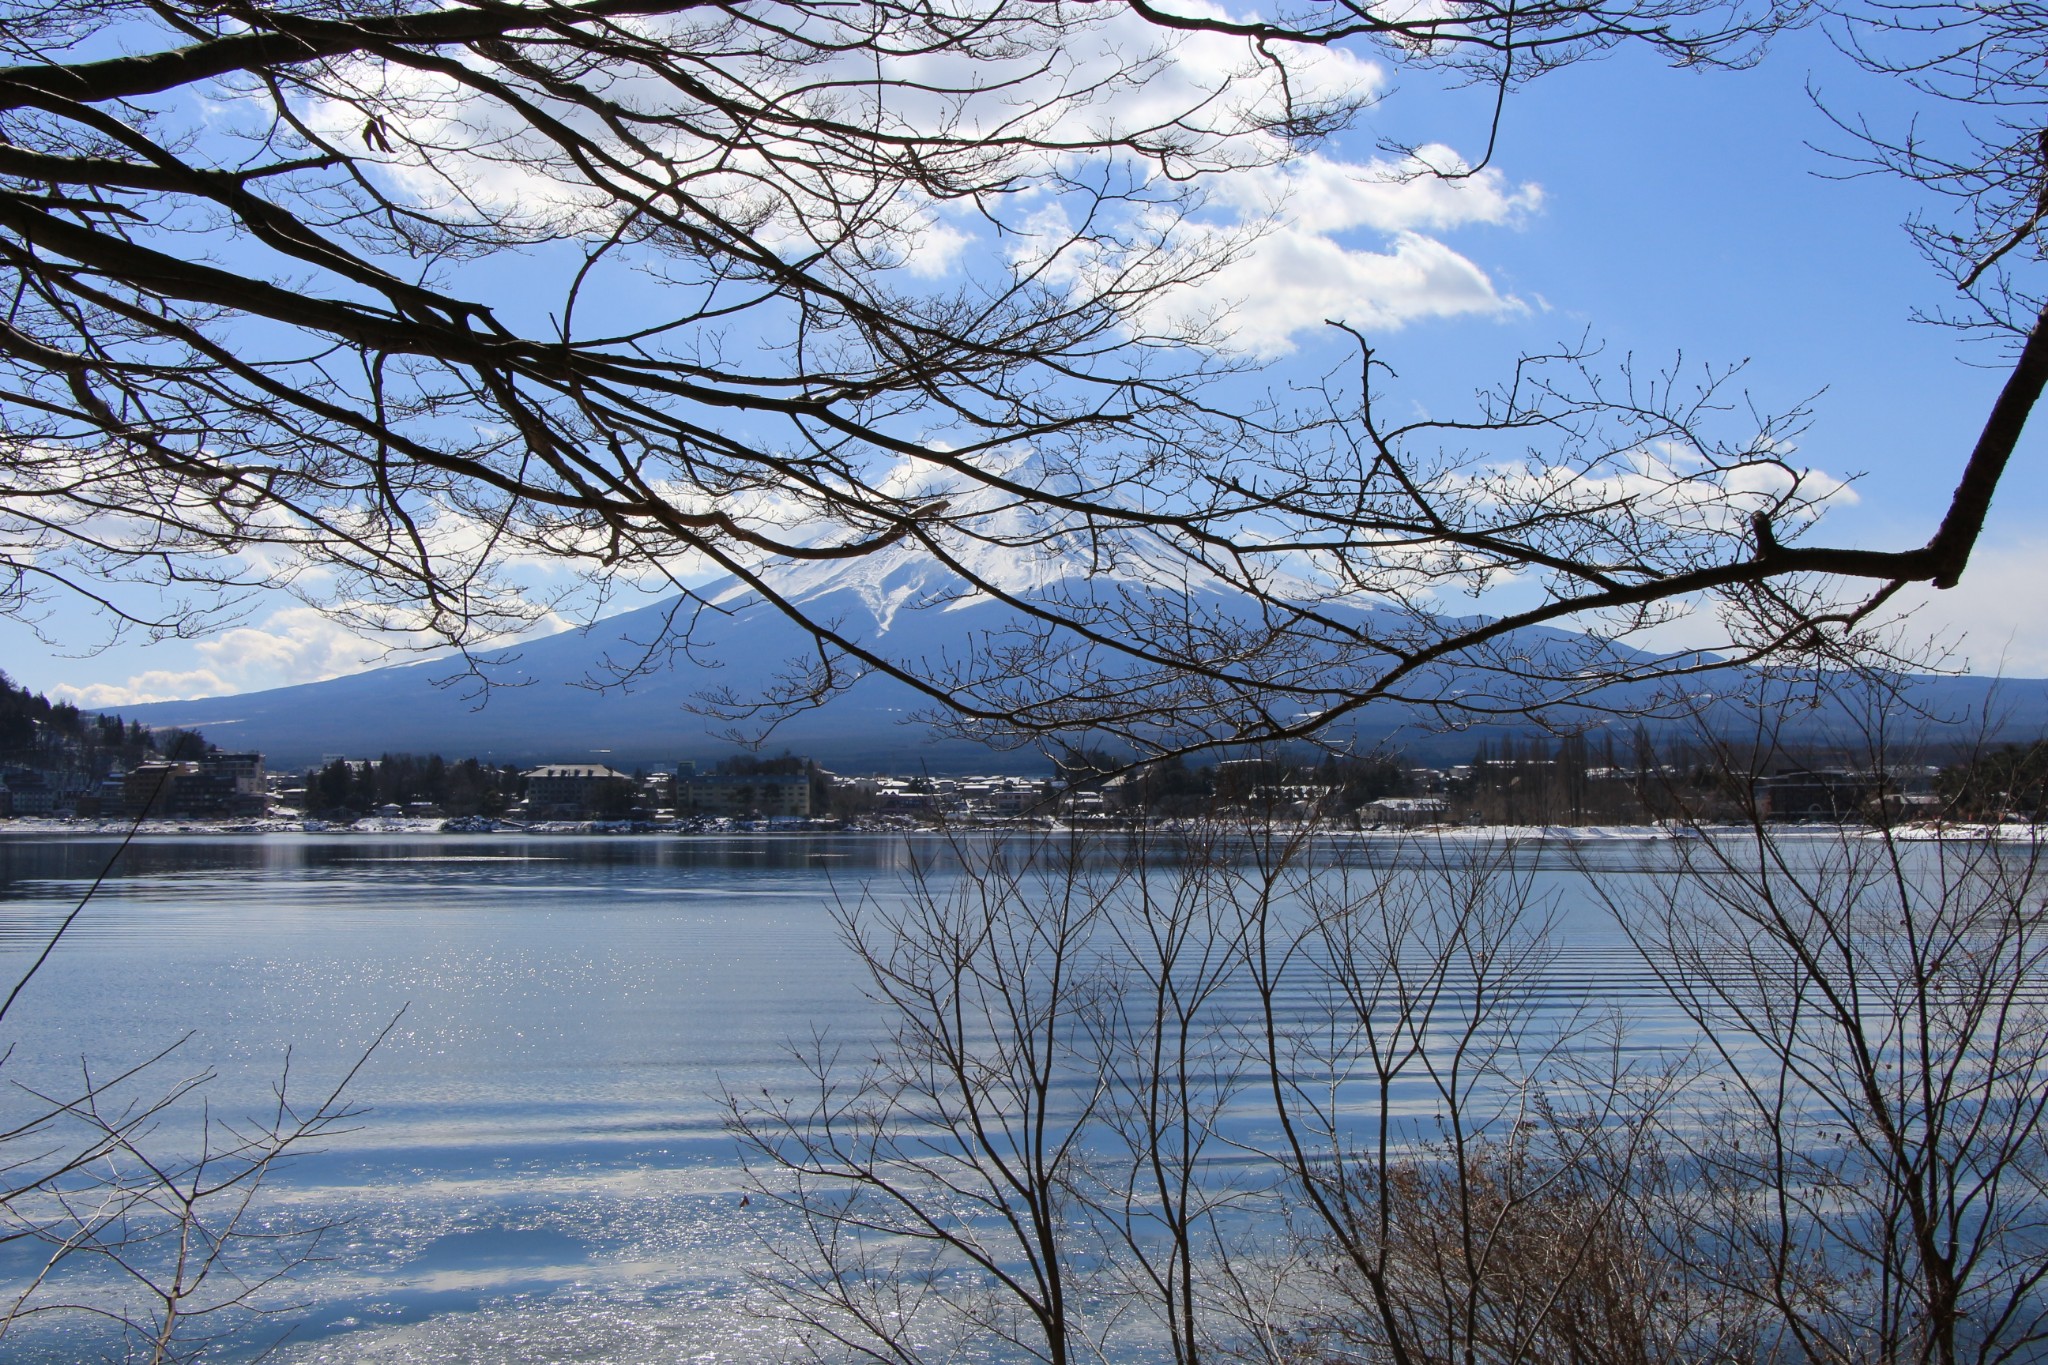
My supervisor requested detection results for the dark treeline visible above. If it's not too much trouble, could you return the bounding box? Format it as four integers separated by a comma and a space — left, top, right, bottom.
0, 670, 209, 774
1936, 740, 2048, 819
1080, 726, 2004, 826
1078, 738, 1673, 825
304, 754, 526, 819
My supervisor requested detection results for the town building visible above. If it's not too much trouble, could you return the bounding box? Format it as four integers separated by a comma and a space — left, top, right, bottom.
1756, 768, 1877, 822
123, 761, 196, 817
112, 753, 270, 819
675, 768, 812, 819
117, 765, 262, 818
971, 780, 1051, 818
1366, 796, 1450, 827
0, 768, 54, 817
523, 764, 636, 818
202, 752, 267, 803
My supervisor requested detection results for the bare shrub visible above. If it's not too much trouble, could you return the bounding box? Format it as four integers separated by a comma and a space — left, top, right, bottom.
1605, 743, 2048, 1365
0, 1027, 392, 1362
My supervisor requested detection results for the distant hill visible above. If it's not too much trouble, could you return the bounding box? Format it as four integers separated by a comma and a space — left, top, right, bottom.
113, 541, 1385, 771
116, 531, 2048, 773
119, 585, 1023, 773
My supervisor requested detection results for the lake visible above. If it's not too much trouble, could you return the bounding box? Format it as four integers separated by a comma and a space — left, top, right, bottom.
0, 830, 1737, 1361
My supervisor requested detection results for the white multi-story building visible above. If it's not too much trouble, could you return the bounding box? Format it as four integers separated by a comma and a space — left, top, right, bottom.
524, 764, 635, 818
675, 770, 811, 818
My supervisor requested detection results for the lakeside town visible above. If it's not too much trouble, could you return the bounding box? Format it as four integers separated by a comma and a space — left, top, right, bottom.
1, 738, 2037, 835
6, 667, 2042, 833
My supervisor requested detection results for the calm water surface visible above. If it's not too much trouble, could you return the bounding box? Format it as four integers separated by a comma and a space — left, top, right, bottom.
0, 831, 1665, 1362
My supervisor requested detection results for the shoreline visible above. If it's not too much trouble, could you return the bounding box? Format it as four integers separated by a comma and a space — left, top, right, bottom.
3, 817, 2038, 842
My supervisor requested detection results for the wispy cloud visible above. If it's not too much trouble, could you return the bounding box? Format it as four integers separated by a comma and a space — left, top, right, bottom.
1881, 537, 2048, 678
1111, 146, 1541, 356
49, 605, 574, 708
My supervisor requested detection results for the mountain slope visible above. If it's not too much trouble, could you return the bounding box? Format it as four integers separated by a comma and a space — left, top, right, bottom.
117, 536, 2048, 771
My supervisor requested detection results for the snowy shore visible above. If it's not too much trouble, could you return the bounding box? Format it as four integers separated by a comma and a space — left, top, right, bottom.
4, 816, 2038, 841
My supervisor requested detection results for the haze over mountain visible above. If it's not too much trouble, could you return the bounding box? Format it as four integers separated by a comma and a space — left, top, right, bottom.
119, 560, 1077, 773
116, 524, 1380, 771
115, 494, 2048, 773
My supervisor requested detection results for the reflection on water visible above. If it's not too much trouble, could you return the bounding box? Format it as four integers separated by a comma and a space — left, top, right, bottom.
0, 831, 1674, 1361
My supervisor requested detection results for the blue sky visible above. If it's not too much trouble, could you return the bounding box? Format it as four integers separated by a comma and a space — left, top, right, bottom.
10, 13, 2045, 706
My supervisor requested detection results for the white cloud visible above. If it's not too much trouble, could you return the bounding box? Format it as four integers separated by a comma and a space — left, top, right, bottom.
284, 1, 1499, 339
55, 670, 239, 709
47, 610, 381, 707
1187, 227, 1520, 356
1458, 525, 2048, 677
1879, 537, 2048, 678
1210, 147, 1543, 235
1113, 145, 1541, 356
47, 606, 578, 708
290, 2, 1391, 274
189, 609, 400, 682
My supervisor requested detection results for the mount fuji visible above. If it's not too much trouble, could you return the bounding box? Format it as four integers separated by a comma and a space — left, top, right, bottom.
113, 510, 2048, 773
115, 527, 1319, 771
